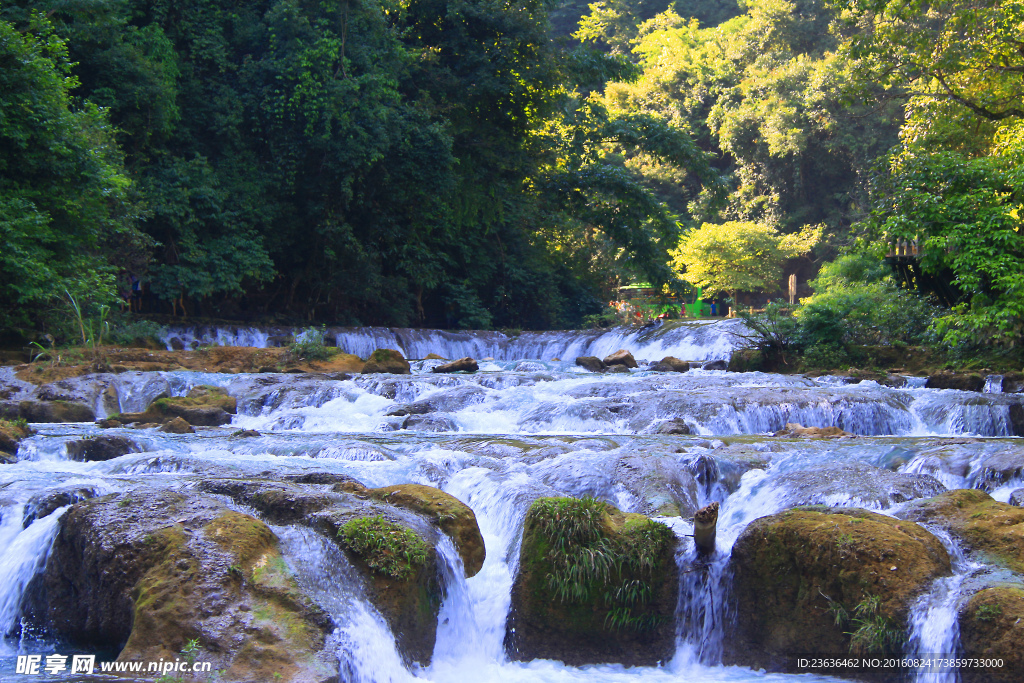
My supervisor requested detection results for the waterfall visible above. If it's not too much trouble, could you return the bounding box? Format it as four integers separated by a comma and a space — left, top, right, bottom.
905, 530, 979, 683
162, 320, 749, 362
0, 506, 68, 649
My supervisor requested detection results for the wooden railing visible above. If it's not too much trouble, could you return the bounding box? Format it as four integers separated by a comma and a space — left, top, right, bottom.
886, 238, 920, 257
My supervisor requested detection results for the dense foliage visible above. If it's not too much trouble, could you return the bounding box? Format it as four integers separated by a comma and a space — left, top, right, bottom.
0, 0, 719, 336
2, 0, 1022, 347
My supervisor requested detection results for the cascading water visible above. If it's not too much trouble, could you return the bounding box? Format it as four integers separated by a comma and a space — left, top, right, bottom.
4, 327, 1024, 682
162, 319, 749, 362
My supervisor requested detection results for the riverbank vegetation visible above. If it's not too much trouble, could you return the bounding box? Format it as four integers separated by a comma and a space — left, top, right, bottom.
2, 0, 1021, 361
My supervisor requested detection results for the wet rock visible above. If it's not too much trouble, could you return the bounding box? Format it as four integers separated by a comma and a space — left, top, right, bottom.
160, 417, 195, 434
230, 429, 261, 437
369, 484, 485, 577
615, 452, 700, 517
113, 386, 234, 427
199, 479, 339, 525
314, 506, 442, 665
897, 489, 1024, 573
958, 586, 1024, 683
728, 348, 764, 372
168, 337, 186, 350
514, 361, 546, 372
770, 463, 945, 508
701, 359, 729, 371
361, 349, 411, 375
23, 487, 98, 526
432, 357, 478, 373
266, 334, 294, 347
726, 507, 951, 674
424, 353, 446, 360
1010, 489, 1024, 506
926, 372, 985, 392
0, 418, 32, 456
655, 419, 691, 435
773, 422, 854, 438
602, 349, 637, 368
96, 418, 123, 428
506, 497, 678, 666
574, 356, 606, 372
402, 415, 458, 432
27, 490, 336, 682
2, 400, 96, 423
649, 356, 690, 372
65, 436, 140, 462
1002, 372, 1024, 393
204, 476, 482, 666
606, 364, 631, 373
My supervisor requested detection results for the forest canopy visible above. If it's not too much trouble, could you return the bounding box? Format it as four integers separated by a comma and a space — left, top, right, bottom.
1, 0, 1021, 344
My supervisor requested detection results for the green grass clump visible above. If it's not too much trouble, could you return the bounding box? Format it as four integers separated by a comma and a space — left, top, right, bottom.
338, 515, 428, 580
528, 496, 675, 632
288, 327, 331, 362
828, 594, 906, 656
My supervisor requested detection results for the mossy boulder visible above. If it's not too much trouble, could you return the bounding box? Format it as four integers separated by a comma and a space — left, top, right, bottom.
361, 349, 411, 374
505, 496, 678, 666
958, 586, 1024, 683
112, 385, 235, 427
28, 490, 336, 683
202, 476, 466, 666
369, 484, 485, 576
896, 489, 1024, 572
318, 509, 441, 665
726, 507, 950, 676
728, 348, 764, 372
0, 418, 32, 458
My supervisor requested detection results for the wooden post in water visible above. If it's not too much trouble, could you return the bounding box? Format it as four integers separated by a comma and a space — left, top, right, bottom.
694, 501, 719, 555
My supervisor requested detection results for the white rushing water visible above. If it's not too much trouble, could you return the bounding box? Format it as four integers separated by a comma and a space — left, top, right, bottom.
3, 321, 1024, 682
162, 320, 749, 362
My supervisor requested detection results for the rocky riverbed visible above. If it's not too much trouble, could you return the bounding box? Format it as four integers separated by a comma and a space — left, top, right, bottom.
2, 322, 1023, 682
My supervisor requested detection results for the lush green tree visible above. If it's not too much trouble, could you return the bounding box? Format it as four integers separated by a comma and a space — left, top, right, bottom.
0, 16, 142, 333
671, 220, 820, 300
600, 0, 901, 233
862, 122, 1024, 346
834, 0, 1024, 122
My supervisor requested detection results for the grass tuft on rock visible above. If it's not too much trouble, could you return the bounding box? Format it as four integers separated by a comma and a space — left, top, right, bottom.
527, 496, 675, 632
338, 515, 428, 581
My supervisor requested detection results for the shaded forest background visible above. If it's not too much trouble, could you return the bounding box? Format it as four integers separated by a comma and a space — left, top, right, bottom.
2, 0, 1021, 345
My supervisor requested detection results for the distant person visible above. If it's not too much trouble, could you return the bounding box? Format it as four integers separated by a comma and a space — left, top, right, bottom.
710, 302, 717, 317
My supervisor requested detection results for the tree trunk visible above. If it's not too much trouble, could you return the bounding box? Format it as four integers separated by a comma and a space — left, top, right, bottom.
693, 501, 719, 555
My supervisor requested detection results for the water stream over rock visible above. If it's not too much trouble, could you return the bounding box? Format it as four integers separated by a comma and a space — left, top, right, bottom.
2, 322, 1022, 681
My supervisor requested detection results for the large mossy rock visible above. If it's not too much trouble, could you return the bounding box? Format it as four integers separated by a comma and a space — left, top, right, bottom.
199, 476, 475, 666
726, 507, 950, 675
958, 586, 1024, 683
361, 349, 411, 374
29, 490, 336, 683
369, 484, 485, 577
505, 496, 678, 666
896, 489, 1024, 572
113, 385, 236, 427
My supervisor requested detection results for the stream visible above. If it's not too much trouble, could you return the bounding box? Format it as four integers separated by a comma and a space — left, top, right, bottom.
2, 320, 1022, 681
